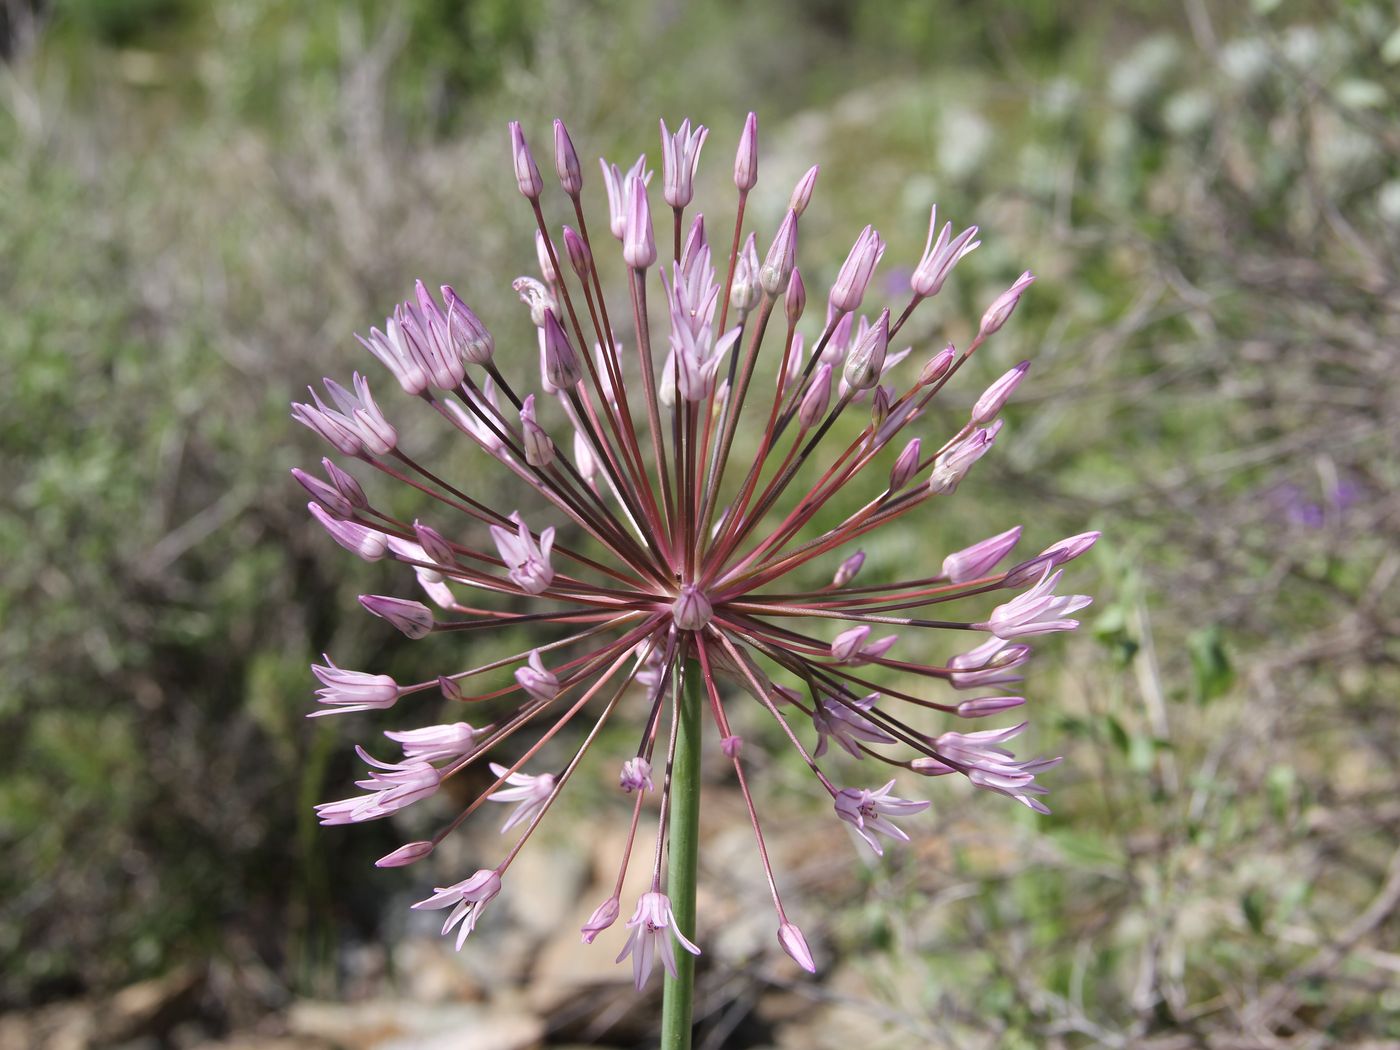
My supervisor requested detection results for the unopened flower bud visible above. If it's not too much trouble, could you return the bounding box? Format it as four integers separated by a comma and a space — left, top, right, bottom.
542, 310, 583, 389
870, 385, 891, 431
721, 735, 744, 759
561, 225, 591, 279
778, 921, 817, 973
623, 174, 656, 269
730, 233, 760, 312
1039, 530, 1100, 566
928, 423, 999, 495
943, 526, 1022, 583
672, 584, 713, 630
788, 165, 819, 216
441, 285, 494, 364
520, 394, 555, 468
413, 520, 456, 568
972, 361, 1029, 424
376, 841, 434, 868
535, 230, 557, 284
581, 897, 620, 944
798, 363, 833, 429
829, 225, 885, 314
955, 696, 1026, 718
842, 308, 890, 392
759, 210, 798, 295
889, 437, 922, 491
833, 550, 865, 587
919, 345, 956, 386
508, 121, 543, 200
438, 676, 465, 701
359, 594, 434, 639
978, 271, 1035, 337
309, 503, 387, 561
553, 118, 582, 196
785, 267, 806, 324
293, 467, 353, 519
734, 111, 758, 191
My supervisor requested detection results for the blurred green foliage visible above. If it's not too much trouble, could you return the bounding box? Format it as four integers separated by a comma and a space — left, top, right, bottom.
1, 0, 1397, 1045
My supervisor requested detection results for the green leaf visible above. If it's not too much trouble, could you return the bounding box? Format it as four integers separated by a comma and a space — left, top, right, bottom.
1242, 889, 1268, 934
1188, 626, 1234, 704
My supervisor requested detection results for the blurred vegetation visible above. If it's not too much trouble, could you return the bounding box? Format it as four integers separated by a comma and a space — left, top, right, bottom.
1, 0, 1397, 1046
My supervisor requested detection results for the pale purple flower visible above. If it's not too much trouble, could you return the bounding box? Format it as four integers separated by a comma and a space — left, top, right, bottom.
358, 594, 434, 639
600, 155, 651, 239
292, 373, 397, 456
927, 421, 1001, 494
489, 513, 556, 595
829, 625, 898, 665
623, 173, 657, 270
813, 691, 896, 758
916, 722, 1062, 814
948, 636, 1033, 689
486, 763, 556, 833
833, 781, 930, 856
315, 748, 441, 826
298, 114, 1090, 977
911, 206, 980, 298
660, 118, 708, 208
983, 567, 1093, 638
385, 722, 477, 764
514, 650, 560, 702
412, 869, 502, 950
616, 891, 701, 991
619, 756, 653, 793
310, 656, 400, 717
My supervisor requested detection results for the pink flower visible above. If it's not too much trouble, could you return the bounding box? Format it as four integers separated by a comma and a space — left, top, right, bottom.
833, 781, 930, 856
486, 763, 555, 833
309, 657, 399, 717
412, 869, 502, 950
616, 892, 701, 991
489, 513, 556, 595
298, 113, 1092, 976
982, 567, 1093, 638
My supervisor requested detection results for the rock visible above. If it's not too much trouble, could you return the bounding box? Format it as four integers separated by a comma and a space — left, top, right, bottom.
286, 1000, 543, 1050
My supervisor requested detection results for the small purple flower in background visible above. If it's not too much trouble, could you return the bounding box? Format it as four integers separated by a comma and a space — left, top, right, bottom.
293, 113, 1094, 977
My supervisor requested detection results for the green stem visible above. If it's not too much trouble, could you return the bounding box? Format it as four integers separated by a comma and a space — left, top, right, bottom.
660, 660, 703, 1050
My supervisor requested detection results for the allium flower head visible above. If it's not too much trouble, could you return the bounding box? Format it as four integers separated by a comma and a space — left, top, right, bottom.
296, 113, 1093, 975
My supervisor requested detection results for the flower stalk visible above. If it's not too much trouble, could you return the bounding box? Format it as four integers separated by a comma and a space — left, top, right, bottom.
661, 661, 703, 1049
